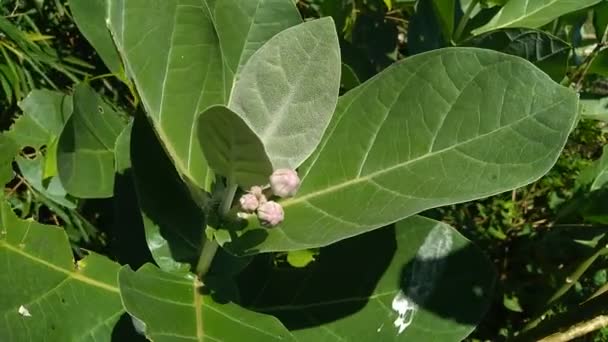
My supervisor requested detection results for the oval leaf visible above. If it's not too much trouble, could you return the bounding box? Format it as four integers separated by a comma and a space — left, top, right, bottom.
472, 0, 603, 35
229, 17, 341, 169
238, 217, 495, 341
119, 264, 296, 341
0, 200, 123, 340
226, 47, 578, 254
198, 105, 273, 188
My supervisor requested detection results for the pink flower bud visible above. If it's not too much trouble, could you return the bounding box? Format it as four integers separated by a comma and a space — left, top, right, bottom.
239, 193, 259, 212
269, 169, 300, 198
257, 201, 284, 226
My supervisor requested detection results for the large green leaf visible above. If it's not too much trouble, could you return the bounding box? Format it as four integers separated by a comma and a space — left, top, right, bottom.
463, 28, 571, 80
238, 217, 495, 341
0, 200, 123, 340
107, 0, 223, 189
205, 0, 302, 99
197, 105, 272, 188
0, 134, 18, 185
431, 0, 456, 41
225, 48, 578, 254
229, 17, 341, 169
130, 114, 203, 273
69, 0, 123, 74
6, 89, 72, 150
57, 84, 126, 198
119, 263, 296, 341
472, 0, 603, 35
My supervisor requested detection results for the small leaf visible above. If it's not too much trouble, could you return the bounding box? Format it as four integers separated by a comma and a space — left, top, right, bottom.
57, 84, 126, 198
238, 217, 495, 341
472, 0, 603, 35
225, 48, 578, 254
286, 249, 318, 268
431, 0, 456, 41
0, 134, 18, 185
580, 97, 608, 122
197, 105, 273, 188
229, 17, 341, 169
119, 264, 296, 341
16, 156, 76, 209
69, 0, 123, 74
0, 199, 123, 341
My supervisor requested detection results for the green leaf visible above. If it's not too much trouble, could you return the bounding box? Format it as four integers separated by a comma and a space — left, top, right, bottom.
114, 120, 133, 174
589, 49, 608, 77
238, 217, 495, 341
0, 134, 18, 186
16, 156, 76, 209
69, 0, 123, 74
472, 0, 603, 35
578, 145, 608, 191
580, 97, 608, 121
226, 48, 578, 254
197, 105, 272, 188
431, 0, 456, 40
229, 17, 341, 169
57, 84, 126, 198
205, 0, 302, 99
0, 200, 123, 340
119, 263, 296, 341
594, 1, 608, 40
463, 28, 571, 80
107, 0, 223, 189
6, 89, 72, 150
130, 114, 203, 273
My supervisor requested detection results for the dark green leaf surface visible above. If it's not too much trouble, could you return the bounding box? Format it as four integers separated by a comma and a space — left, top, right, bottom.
131, 115, 203, 273
7, 89, 72, 149
239, 217, 495, 341
226, 48, 578, 254
229, 17, 341, 169
0, 200, 123, 341
197, 105, 272, 188
463, 28, 571, 80
0, 135, 18, 185
472, 0, 603, 35
69, 0, 123, 74
119, 264, 296, 341
431, 0, 456, 40
57, 84, 126, 198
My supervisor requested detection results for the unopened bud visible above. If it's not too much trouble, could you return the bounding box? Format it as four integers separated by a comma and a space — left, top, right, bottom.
269, 169, 300, 198
257, 201, 284, 226
239, 193, 259, 212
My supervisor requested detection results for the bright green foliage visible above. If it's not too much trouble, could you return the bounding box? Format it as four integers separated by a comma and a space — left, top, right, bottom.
16, 156, 76, 208
228, 17, 341, 169
431, 0, 456, 40
7, 89, 72, 150
580, 97, 608, 121
69, 0, 123, 74
472, 0, 603, 35
119, 263, 296, 341
197, 105, 273, 188
0, 200, 123, 341
225, 48, 578, 254
57, 84, 126, 198
240, 216, 495, 341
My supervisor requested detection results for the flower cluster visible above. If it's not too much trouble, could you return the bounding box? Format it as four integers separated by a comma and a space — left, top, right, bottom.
238, 169, 300, 227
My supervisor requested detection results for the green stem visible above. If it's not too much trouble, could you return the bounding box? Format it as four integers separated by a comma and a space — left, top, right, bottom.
453, 0, 478, 43
195, 181, 238, 279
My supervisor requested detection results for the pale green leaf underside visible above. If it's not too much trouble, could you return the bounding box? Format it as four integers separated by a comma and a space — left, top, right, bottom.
248, 216, 494, 341
472, 0, 602, 35
229, 17, 341, 169
227, 47, 578, 254
198, 105, 272, 188
108, 0, 223, 189
0, 200, 122, 341
57, 84, 126, 198
119, 264, 295, 341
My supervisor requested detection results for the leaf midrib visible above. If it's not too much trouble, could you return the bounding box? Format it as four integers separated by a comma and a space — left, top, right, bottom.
0, 241, 119, 293
282, 96, 569, 209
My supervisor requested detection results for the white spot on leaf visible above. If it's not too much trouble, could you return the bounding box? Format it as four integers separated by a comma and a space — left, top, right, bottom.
391, 225, 453, 334
18, 305, 31, 317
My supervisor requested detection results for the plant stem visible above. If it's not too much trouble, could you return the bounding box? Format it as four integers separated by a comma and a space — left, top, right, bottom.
539, 315, 608, 342
195, 181, 238, 279
453, 0, 478, 43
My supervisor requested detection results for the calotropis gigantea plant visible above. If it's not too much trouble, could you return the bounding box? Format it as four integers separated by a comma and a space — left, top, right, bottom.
0, 0, 581, 341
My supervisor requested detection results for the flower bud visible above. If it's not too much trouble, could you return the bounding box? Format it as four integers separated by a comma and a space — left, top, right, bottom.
269, 169, 300, 198
257, 201, 284, 226
239, 193, 259, 212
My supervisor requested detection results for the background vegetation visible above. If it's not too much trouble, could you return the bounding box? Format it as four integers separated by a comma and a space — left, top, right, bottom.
2, 0, 608, 340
